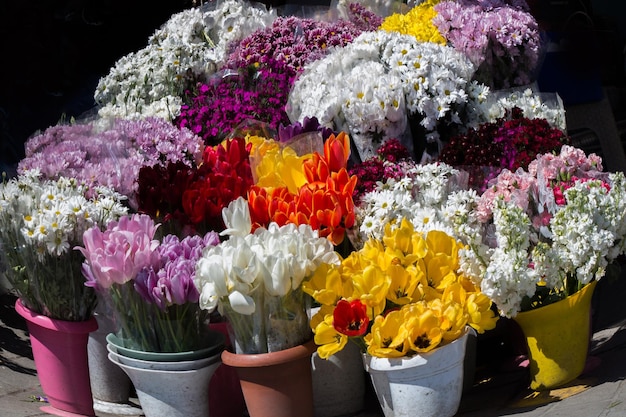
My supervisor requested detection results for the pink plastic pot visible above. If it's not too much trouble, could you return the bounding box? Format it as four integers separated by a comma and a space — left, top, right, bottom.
15, 299, 98, 417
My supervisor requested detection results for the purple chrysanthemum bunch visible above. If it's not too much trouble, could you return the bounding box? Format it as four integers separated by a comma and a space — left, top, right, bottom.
433, 0, 540, 89
223, 4, 381, 73
18, 118, 203, 208
276, 116, 337, 143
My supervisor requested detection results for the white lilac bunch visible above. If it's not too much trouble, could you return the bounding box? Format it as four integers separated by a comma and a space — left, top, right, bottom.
351, 161, 484, 249
0, 170, 128, 321
463, 146, 626, 317
478, 198, 538, 318
95, 0, 276, 120
194, 197, 340, 354
287, 30, 486, 162
470, 87, 567, 131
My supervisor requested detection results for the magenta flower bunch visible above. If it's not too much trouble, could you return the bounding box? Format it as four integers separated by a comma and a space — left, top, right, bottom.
176, 5, 381, 145
79, 213, 221, 352
433, 0, 541, 89
18, 118, 203, 209
438, 107, 569, 191
176, 58, 296, 145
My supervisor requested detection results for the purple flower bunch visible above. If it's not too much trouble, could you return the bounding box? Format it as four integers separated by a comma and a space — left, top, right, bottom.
224, 6, 381, 73
176, 58, 297, 145
276, 116, 337, 143
433, 0, 541, 89
79, 214, 222, 352
18, 118, 203, 209
135, 232, 220, 311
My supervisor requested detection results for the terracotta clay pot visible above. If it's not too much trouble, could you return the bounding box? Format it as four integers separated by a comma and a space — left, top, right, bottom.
221, 339, 317, 417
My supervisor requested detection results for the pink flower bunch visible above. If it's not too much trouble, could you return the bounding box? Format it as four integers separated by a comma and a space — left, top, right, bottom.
433, 0, 540, 89
475, 168, 535, 222
79, 214, 160, 291
528, 145, 604, 181
476, 145, 608, 222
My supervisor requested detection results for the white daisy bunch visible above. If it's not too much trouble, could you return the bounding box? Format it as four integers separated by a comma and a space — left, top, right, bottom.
339, 61, 408, 158
95, 0, 276, 120
0, 171, 128, 260
288, 30, 484, 161
0, 170, 128, 320
352, 161, 480, 246
383, 33, 476, 132
470, 87, 567, 131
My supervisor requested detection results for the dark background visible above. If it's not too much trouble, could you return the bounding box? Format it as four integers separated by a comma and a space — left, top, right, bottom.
1, 0, 625, 175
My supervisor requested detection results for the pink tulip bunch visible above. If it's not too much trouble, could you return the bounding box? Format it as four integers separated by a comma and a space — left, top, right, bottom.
79, 214, 160, 291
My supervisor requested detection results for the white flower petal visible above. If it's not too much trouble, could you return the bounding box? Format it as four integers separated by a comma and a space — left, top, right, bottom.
228, 290, 256, 315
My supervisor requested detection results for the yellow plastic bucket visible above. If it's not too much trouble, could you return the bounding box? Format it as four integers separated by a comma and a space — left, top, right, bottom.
514, 280, 597, 391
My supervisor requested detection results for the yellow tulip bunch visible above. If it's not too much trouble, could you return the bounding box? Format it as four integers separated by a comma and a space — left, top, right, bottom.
246, 134, 311, 193
304, 218, 498, 359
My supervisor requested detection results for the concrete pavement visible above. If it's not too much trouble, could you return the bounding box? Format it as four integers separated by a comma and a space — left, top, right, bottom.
2, 275, 626, 417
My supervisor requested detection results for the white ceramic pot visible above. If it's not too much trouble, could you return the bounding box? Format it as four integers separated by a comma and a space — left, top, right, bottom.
88, 313, 143, 416
363, 328, 469, 417
108, 352, 221, 417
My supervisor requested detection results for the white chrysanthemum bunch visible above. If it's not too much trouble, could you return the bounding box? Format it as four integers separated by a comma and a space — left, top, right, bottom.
351, 161, 484, 248
288, 30, 486, 161
470, 87, 567, 131
95, 0, 276, 120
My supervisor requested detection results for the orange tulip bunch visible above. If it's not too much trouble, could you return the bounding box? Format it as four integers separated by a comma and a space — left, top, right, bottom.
247, 131, 357, 246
